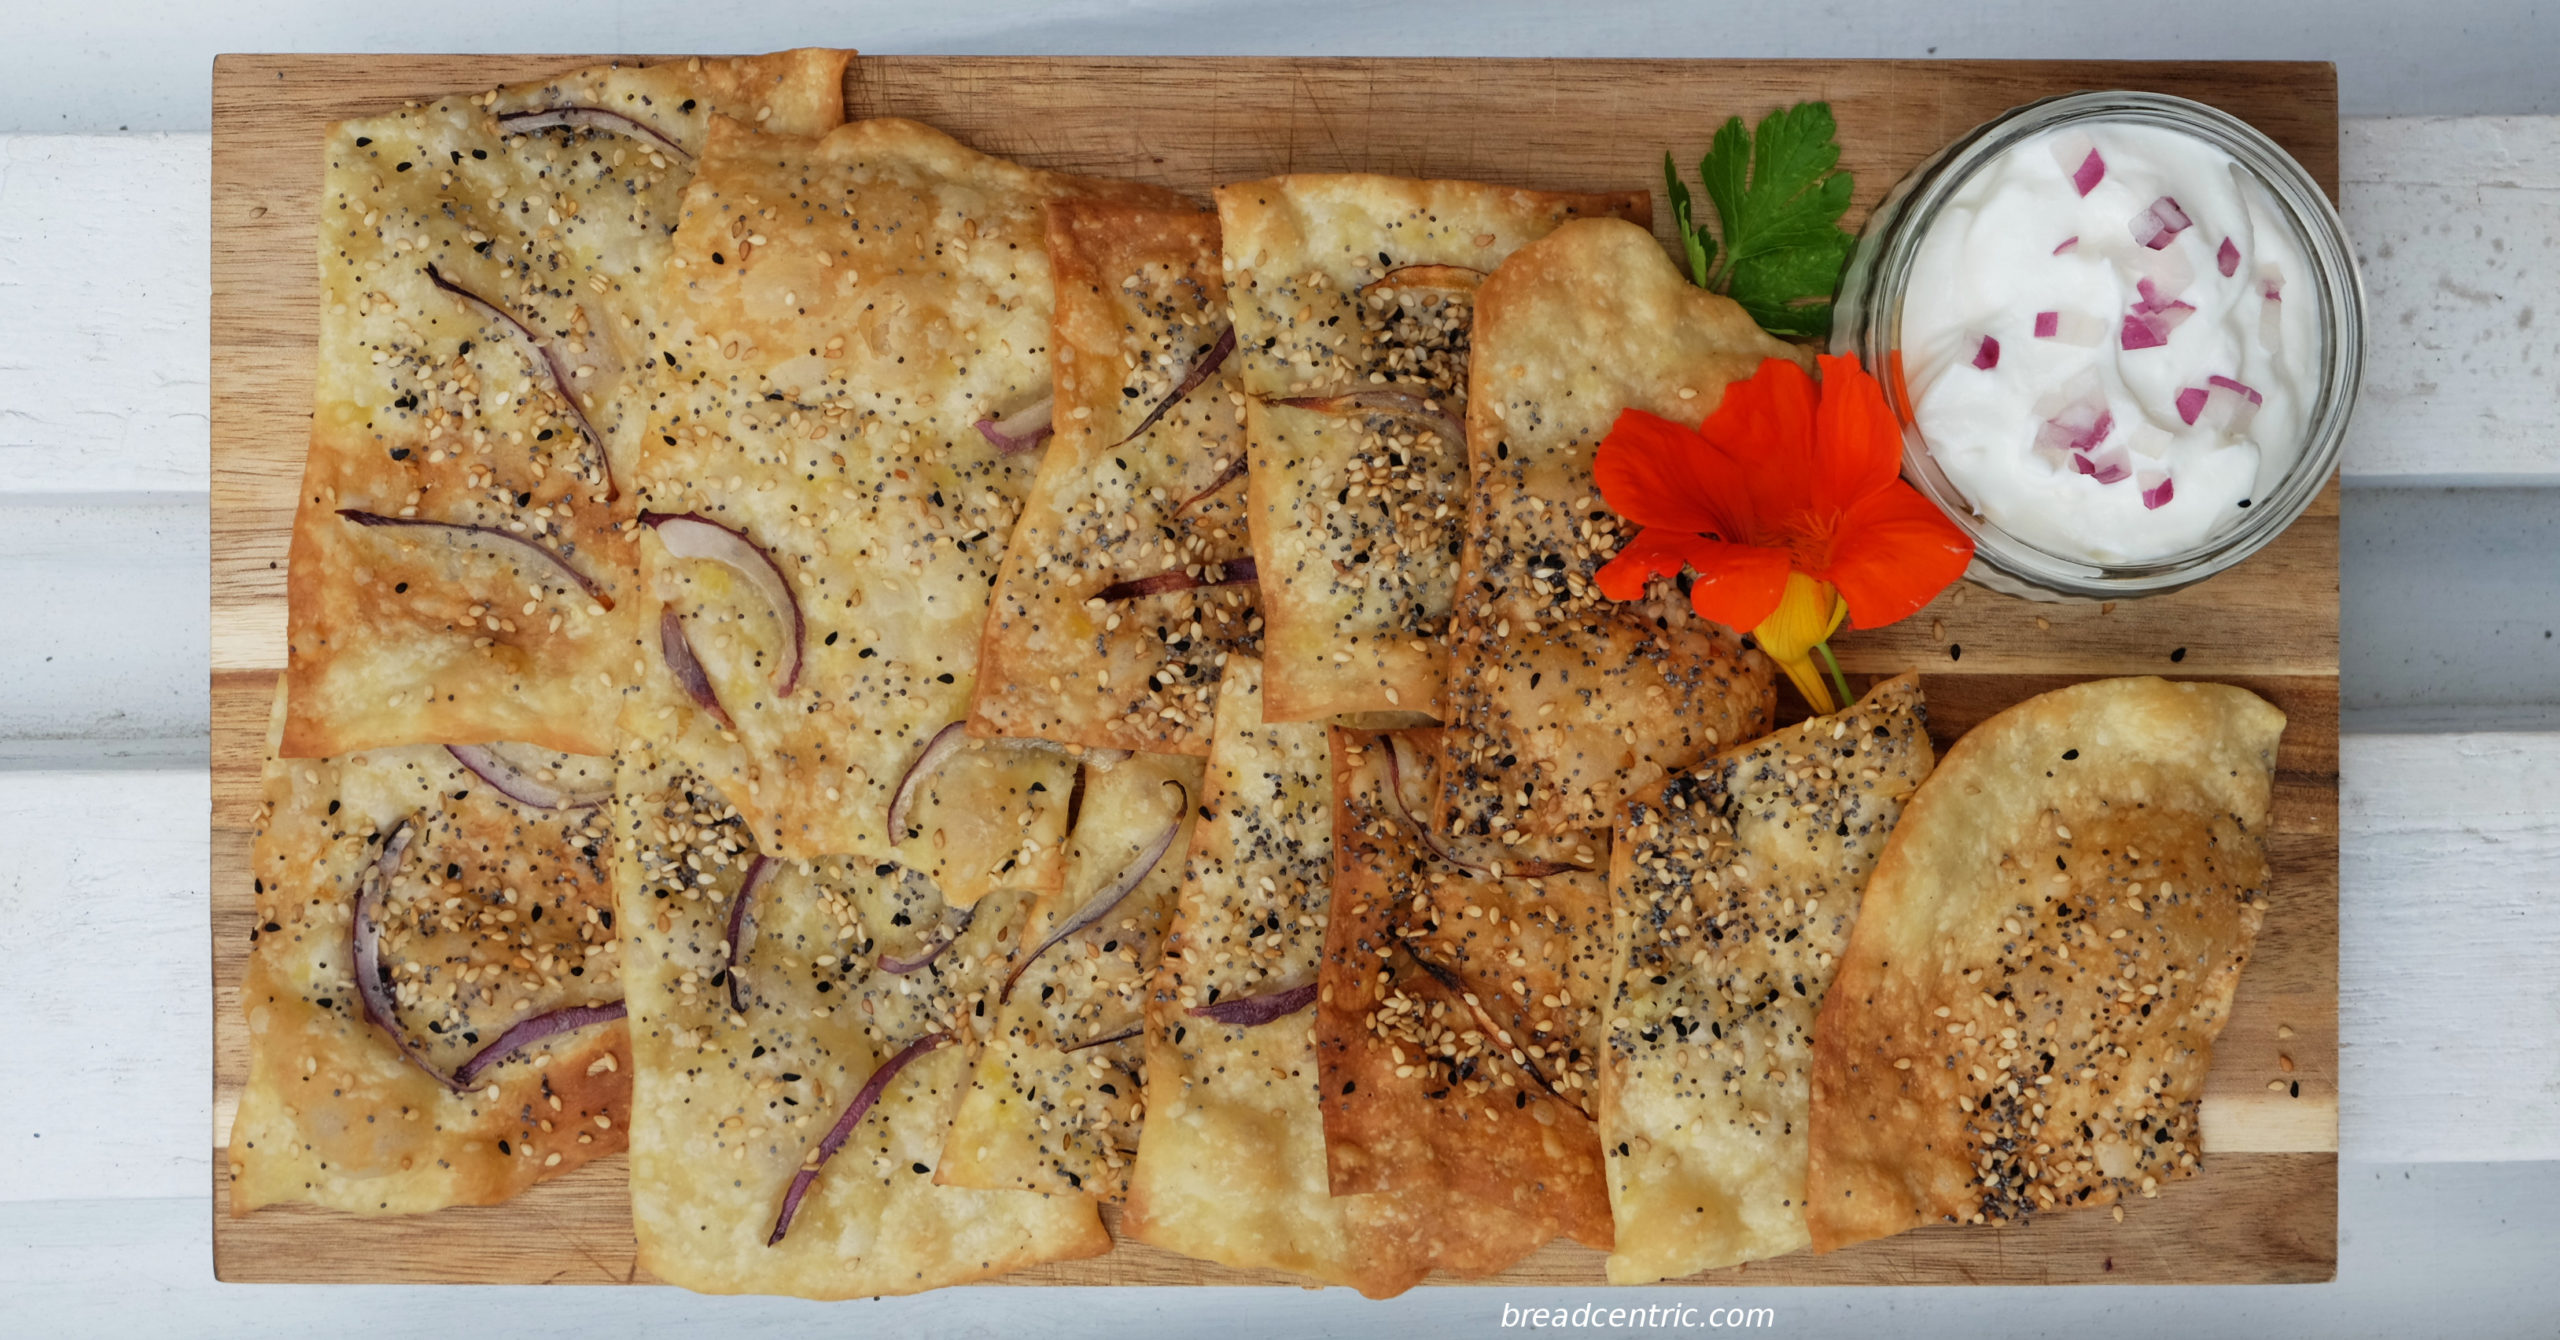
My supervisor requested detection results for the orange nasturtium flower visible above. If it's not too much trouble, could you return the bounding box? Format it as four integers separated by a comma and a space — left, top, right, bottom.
1594, 353, 1974, 713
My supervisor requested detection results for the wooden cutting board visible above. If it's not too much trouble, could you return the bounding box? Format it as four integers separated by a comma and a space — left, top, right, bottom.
210, 54, 2340, 1288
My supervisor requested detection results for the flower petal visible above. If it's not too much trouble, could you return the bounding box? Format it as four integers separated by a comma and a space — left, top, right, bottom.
1810, 354, 1906, 518
1594, 410, 1752, 538
1680, 539, 1796, 633
1819, 481, 1977, 629
1696, 357, 1821, 534
1595, 526, 1714, 601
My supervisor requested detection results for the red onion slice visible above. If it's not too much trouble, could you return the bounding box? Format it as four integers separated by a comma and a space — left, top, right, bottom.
2176, 387, 2210, 425
1187, 981, 1317, 1027
1971, 335, 2000, 371
444, 743, 611, 811
641, 512, 803, 695
1112, 326, 1235, 449
769, 1031, 955, 1246
878, 902, 976, 975
886, 721, 968, 840
1000, 781, 1188, 1002
1270, 389, 1464, 452
337, 510, 613, 609
2073, 451, 2133, 486
350, 819, 463, 1092
2119, 314, 2170, 351
2207, 374, 2264, 404
1375, 734, 1495, 878
658, 608, 735, 730
495, 106, 693, 163
975, 396, 1054, 455
1094, 557, 1258, 602
2053, 235, 2080, 255
2034, 312, 2059, 339
422, 263, 614, 498
1061, 1026, 1143, 1054
2129, 196, 2192, 251
451, 1001, 628, 1087
2217, 237, 2242, 278
725, 855, 775, 1016
1361, 263, 1488, 293
2142, 477, 2176, 510
2070, 149, 2106, 196
1169, 456, 1248, 517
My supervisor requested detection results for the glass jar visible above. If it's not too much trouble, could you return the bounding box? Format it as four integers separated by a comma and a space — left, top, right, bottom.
1831, 89, 2364, 602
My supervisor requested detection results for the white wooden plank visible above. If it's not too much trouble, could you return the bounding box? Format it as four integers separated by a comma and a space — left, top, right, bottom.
10, 1163, 2560, 1331
0, 770, 209, 1206
2341, 732, 2560, 1162
0, 496, 207, 760
0, 134, 209, 493
2339, 116, 2560, 484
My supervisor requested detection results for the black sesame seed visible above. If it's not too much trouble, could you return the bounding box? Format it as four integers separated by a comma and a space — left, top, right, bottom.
2063, 749, 2080, 760
2170, 647, 2187, 663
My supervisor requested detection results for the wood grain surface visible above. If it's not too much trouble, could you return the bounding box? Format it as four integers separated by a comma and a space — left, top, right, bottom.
210, 54, 2339, 1288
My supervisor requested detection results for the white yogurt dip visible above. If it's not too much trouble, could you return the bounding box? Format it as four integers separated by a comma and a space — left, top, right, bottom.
1900, 121, 2320, 565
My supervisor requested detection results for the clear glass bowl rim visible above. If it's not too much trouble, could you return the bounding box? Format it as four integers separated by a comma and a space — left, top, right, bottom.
1829, 89, 2366, 602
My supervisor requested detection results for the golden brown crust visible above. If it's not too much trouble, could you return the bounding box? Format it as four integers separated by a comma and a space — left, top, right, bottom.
281, 53, 852, 759
939, 752, 1203, 1200
1432, 217, 1801, 862
969, 201, 1253, 756
230, 680, 631, 1215
1314, 728, 1614, 1267
1218, 175, 1649, 722
1805, 677, 2286, 1253
613, 741, 1109, 1298
1598, 674, 1933, 1283
626, 118, 1190, 878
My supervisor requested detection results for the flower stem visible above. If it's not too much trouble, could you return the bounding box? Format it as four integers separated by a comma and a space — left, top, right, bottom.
1814, 640, 1852, 713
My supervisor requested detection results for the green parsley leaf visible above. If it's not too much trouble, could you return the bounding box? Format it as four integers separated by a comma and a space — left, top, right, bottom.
1663, 151, 1714, 289
1669, 101, 1856, 340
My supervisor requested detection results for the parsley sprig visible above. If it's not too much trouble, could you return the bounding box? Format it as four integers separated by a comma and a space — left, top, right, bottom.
1664, 101, 1856, 340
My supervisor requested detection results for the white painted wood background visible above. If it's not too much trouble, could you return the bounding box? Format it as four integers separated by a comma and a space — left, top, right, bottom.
3, 12, 2558, 1333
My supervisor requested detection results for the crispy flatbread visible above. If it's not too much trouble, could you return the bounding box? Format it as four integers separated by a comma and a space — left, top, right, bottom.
940, 751, 1204, 1200
970, 202, 1255, 755
229, 679, 629, 1215
1314, 728, 1614, 1267
614, 739, 1107, 1298
1599, 674, 1932, 1283
1806, 677, 2286, 1253
1219, 176, 1649, 722
283, 52, 851, 758
1127, 656, 1478, 1297
1434, 217, 1800, 863
633, 118, 1192, 885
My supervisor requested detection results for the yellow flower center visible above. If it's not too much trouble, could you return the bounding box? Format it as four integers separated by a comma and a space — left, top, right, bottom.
1751, 571, 1849, 713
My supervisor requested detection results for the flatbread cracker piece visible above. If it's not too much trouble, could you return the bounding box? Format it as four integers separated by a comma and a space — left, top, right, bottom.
970, 201, 1255, 755
283, 51, 851, 758
229, 680, 629, 1215
1435, 218, 1801, 863
1218, 175, 1649, 722
1126, 656, 1458, 1297
1314, 728, 1614, 1268
614, 741, 1107, 1298
1806, 676, 2286, 1254
940, 751, 1204, 1200
633, 118, 1190, 880
1600, 674, 1933, 1283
